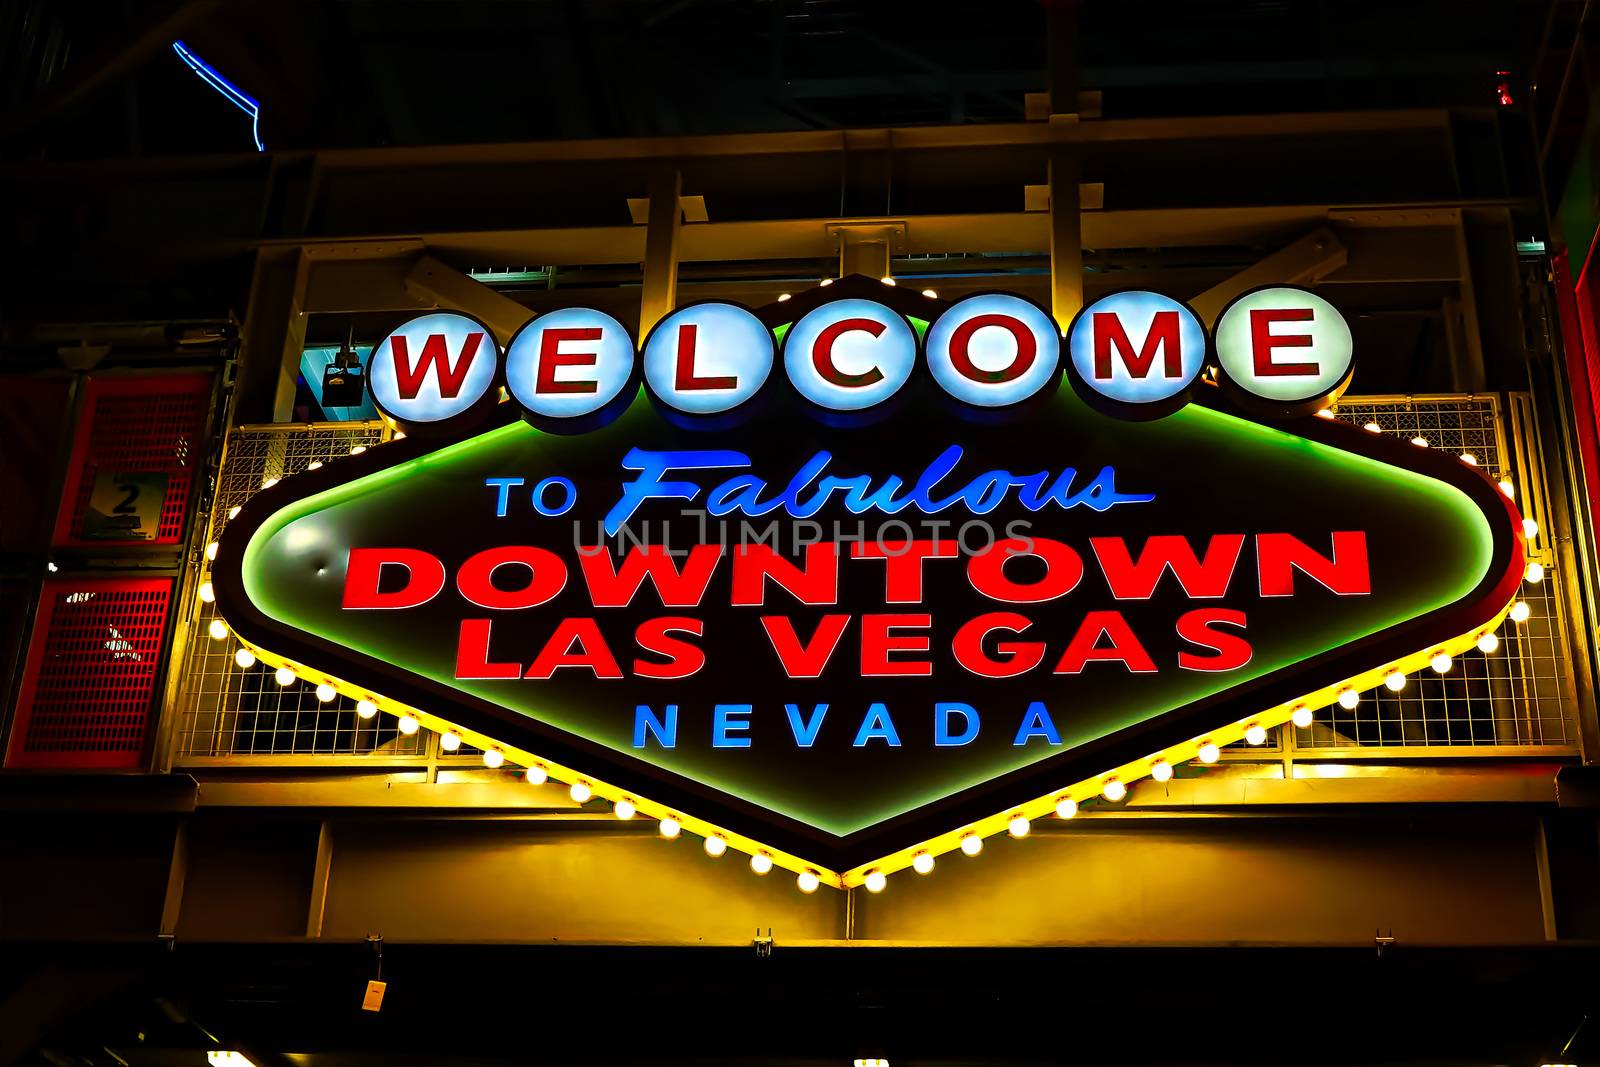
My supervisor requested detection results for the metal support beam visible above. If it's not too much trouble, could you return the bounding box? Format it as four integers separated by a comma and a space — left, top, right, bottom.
1189, 226, 1349, 325
159, 819, 189, 939
640, 167, 683, 334
306, 819, 334, 938
1048, 150, 1083, 332
403, 255, 532, 345
236, 248, 307, 424
831, 221, 905, 280
1450, 217, 1490, 392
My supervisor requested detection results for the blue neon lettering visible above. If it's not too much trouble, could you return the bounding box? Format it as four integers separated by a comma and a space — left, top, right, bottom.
484, 477, 524, 517
785, 703, 829, 747
712, 704, 753, 748
935, 702, 980, 746
532, 476, 576, 516
853, 702, 903, 747
633, 704, 678, 748
1013, 701, 1062, 746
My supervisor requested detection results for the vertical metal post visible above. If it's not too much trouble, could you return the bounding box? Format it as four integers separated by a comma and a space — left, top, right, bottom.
1450, 215, 1489, 392
306, 819, 335, 938
236, 247, 309, 424
1048, 150, 1084, 334
159, 819, 189, 939
640, 166, 683, 336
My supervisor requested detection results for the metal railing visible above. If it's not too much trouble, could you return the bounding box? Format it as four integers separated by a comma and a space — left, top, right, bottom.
168, 395, 1581, 765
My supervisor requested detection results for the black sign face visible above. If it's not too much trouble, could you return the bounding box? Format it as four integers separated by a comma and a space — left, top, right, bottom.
215, 283, 1524, 885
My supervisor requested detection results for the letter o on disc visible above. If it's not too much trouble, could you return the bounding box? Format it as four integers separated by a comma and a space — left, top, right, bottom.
642, 302, 775, 417
505, 307, 637, 430
367, 312, 501, 432
783, 298, 918, 415
1213, 286, 1354, 417
925, 293, 1061, 409
1065, 291, 1206, 419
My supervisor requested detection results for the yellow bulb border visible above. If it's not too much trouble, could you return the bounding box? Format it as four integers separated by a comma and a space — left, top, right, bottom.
227, 599, 1516, 891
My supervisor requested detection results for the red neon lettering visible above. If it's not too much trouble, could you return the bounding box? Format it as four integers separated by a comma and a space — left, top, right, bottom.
525, 618, 622, 679
1257, 532, 1370, 596
731, 543, 839, 606
849, 540, 959, 603
967, 537, 1084, 603
456, 546, 568, 610
455, 618, 520, 679
1054, 611, 1158, 673
673, 324, 738, 391
1250, 308, 1317, 377
633, 617, 705, 679
343, 548, 446, 609
949, 313, 1035, 383
578, 544, 721, 607
1092, 310, 1182, 380
1091, 534, 1246, 599
1176, 608, 1252, 671
761, 615, 851, 678
861, 613, 933, 677
534, 327, 601, 395
389, 331, 484, 400
813, 317, 886, 388
951, 612, 1045, 678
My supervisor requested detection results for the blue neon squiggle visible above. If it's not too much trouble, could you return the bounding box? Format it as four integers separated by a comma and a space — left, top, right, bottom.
172, 40, 263, 152
602, 446, 1155, 535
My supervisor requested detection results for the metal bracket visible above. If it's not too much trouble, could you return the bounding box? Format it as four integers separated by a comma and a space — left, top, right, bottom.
1374, 928, 1396, 958
752, 928, 774, 958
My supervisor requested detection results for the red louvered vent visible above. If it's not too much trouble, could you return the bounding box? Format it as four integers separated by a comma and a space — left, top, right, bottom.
5, 578, 173, 769
1557, 248, 1600, 532
53, 374, 212, 547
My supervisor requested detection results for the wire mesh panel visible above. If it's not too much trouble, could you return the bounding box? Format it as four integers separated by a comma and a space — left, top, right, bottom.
7, 577, 173, 768
173, 422, 426, 759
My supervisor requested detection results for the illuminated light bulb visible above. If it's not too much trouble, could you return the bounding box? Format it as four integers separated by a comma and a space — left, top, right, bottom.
1363, 422, 1382, 433
397, 714, 419, 735
922, 289, 938, 299
1510, 600, 1531, 623
1244, 722, 1268, 746
912, 851, 935, 874
261, 477, 279, 489
1197, 741, 1220, 764
1410, 436, 1428, 447
391, 431, 405, 440
1431, 652, 1453, 673
819, 277, 834, 286
750, 852, 773, 875
704, 834, 727, 858
482, 748, 504, 769
1150, 759, 1173, 783
350, 445, 367, 455
1523, 518, 1539, 539
1008, 815, 1030, 838
1055, 796, 1078, 819
613, 798, 636, 820
1478, 631, 1500, 653
227, 505, 241, 519
864, 870, 888, 893
233, 648, 256, 669
569, 781, 592, 803
797, 870, 820, 893
207, 619, 228, 640
1384, 670, 1407, 692
274, 666, 296, 687
1315, 408, 1336, 420
1337, 688, 1360, 710
880, 276, 896, 286
356, 699, 377, 719
1102, 778, 1127, 802
439, 731, 461, 752
1526, 562, 1545, 583
307, 461, 323, 470
524, 764, 548, 785
658, 816, 680, 839
960, 833, 983, 857
1291, 706, 1313, 729
315, 683, 336, 702
198, 582, 215, 604
205, 542, 219, 561
777, 293, 792, 302
1460, 452, 1478, 465
1500, 479, 1514, 499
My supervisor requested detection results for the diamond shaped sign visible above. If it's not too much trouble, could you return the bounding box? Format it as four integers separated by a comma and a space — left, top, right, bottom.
214, 284, 1523, 887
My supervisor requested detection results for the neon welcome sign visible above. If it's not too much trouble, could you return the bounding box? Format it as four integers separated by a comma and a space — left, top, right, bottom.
214, 277, 1525, 889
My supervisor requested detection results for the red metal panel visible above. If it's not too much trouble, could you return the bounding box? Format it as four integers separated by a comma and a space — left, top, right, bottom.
52, 374, 213, 547
5, 577, 173, 769
1558, 247, 1600, 533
